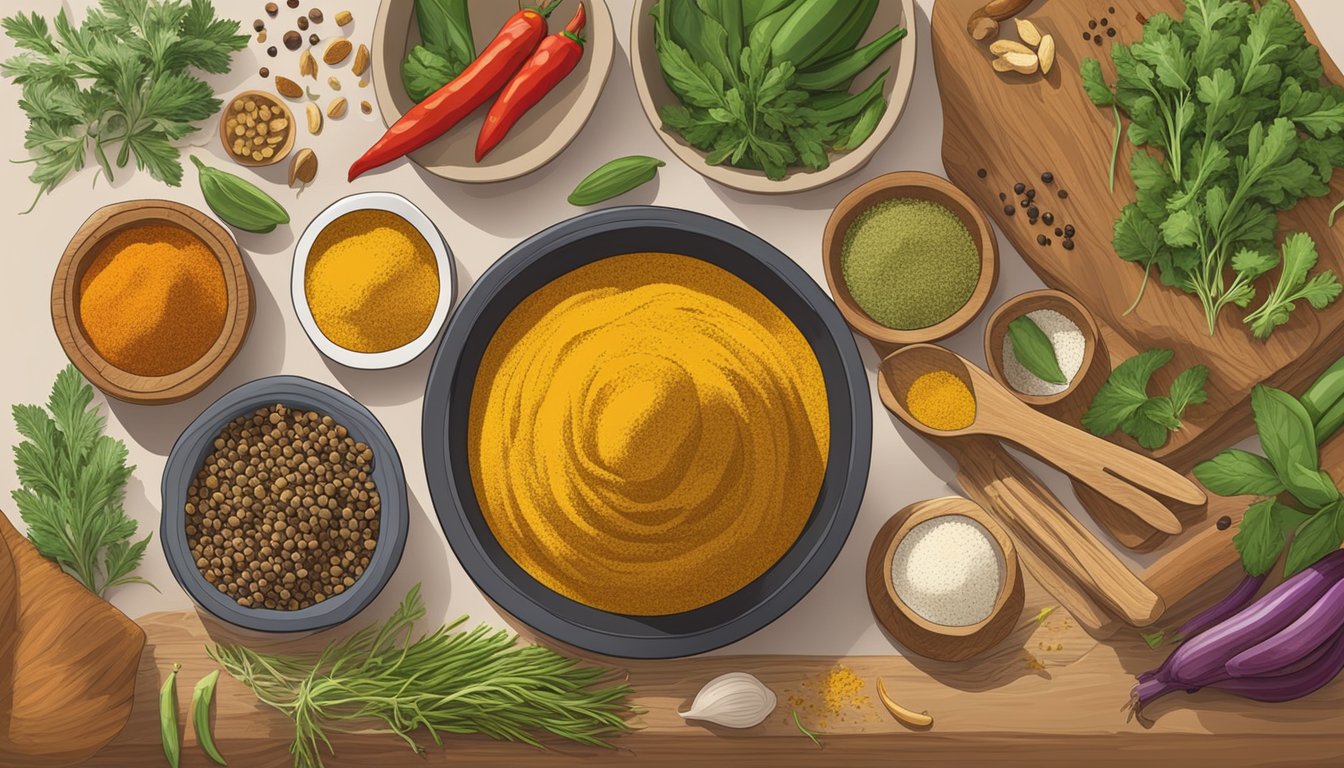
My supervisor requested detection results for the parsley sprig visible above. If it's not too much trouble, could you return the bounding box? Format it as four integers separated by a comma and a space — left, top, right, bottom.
11, 365, 152, 598
1081, 349, 1209, 451
1, 0, 247, 210
1080, 0, 1344, 337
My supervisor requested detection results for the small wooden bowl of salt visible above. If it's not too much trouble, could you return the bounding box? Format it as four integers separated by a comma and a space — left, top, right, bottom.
866, 497, 1024, 662
983, 290, 1110, 414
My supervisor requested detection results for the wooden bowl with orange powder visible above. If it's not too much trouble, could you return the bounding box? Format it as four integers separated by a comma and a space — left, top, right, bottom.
52, 200, 254, 404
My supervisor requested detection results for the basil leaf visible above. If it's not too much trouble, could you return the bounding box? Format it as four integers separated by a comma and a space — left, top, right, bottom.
1235, 499, 1309, 576
1194, 449, 1286, 497
1283, 463, 1342, 510
1007, 315, 1067, 385
1284, 502, 1344, 577
1252, 385, 1318, 479
1082, 349, 1174, 437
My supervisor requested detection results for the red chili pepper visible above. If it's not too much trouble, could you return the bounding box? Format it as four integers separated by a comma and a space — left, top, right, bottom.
348, 1, 565, 181
475, 4, 588, 162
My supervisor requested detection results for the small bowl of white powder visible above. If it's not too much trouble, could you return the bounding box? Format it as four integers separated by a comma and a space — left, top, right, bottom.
866, 497, 1024, 662
984, 290, 1108, 408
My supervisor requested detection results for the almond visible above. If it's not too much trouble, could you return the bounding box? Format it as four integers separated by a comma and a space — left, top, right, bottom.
990, 39, 1033, 57
299, 50, 317, 79
323, 37, 352, 66
991, 56, 1016, 73
352, 44, 370, 78
306, 101, 323, 134
1003, 51, 1039, 75
1038, 34, 1056, 75
327, 97, 347, 119
1016, 18, 1043, 47
289, 148, 318, 188
275, 76, 303, 99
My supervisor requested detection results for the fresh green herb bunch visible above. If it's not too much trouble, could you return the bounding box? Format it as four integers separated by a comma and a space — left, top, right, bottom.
653, 0, 906, 180
1080, 0, 1344, 336
1082, 349, 1208, 451
211, 586, 635, 768
11, 365, 152, 597
1, 0, 248, 209
402, 0, 475, 102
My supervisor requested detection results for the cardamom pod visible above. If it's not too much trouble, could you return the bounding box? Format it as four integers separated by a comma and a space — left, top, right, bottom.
191, 671, 228, 766
568, 156, 666, 207
160, 663, 181, 768
191, 156, 290, 234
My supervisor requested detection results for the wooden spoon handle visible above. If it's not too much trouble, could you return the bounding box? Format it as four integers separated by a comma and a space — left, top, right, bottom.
947, 437, 1164, 627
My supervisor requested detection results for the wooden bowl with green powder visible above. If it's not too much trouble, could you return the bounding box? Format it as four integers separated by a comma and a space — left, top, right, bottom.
823, 172, 998, 346
292, 193, 456, 370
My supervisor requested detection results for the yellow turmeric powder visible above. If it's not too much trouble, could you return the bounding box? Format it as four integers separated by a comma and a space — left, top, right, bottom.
78, 223, 227, 377
304, 210, 439, 353
906, 371, 976, 431
469, 253, 830, 616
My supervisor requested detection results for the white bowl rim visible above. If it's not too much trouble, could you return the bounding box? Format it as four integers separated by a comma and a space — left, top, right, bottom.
291, 191, 456, 370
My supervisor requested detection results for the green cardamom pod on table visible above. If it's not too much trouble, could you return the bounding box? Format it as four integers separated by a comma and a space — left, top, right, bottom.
191, 156, 290, 234
568, 156, 666, 207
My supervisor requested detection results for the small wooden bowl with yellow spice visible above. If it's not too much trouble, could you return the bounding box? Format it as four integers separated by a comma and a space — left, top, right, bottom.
292, 192, 456, 370
823, 172, 999, 351
51, 200, 255, 404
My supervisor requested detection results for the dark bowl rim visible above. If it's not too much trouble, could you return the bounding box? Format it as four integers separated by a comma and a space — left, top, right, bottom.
161, 375, 408, 633
422, 205, 872, 658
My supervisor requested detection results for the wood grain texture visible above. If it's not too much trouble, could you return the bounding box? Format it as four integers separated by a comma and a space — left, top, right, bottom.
864, 497, 1025, 661
51, 200, 255, 405
83, 607, 1344, 767
934, 0, 1344, 474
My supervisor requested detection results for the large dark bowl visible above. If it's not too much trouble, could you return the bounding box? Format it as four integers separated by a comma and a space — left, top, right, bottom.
162, 376, 408, 633
423, 207, 872, 658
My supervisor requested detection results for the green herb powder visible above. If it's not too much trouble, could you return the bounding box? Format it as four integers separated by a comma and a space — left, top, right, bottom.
840, 199, 980, 330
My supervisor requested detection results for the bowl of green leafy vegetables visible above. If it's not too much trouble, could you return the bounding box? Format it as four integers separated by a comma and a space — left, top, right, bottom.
631, 0, 916, 194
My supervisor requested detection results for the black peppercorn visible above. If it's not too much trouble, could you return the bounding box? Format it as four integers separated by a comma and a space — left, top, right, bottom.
1084, 32, 1092, 41
1064, 224, 1076, 237
1216, 516, 1232, 531
283, 30, 302, 50
1058, 189, 1069, 199
259, 66, 270, 78
253, 19, 265, 32
1100, 17, 1109, 27
267, 45, 278, 56
1021, 198, 1031, 208
287, 0, 299, 7
1028, 206, 1040, 219
1089, 19, 1098, 29
1109, 6, 1117, 13
999, 192, 1007, 201
1108, 27, 1117, 37
1095, 36, 1104, 46
978, 168, 987, 179
1013, 182, 1025, 195
309, 8, 324, 22
1042, 212, 1054, 225
1055, 227, 1064, 237
309, 33, 320, 44
297, 15, 309, 30
1037, 234, 1049, 246
1041, 172, 1054, 184
266, 2, 278, 16
1004, 205, 1015, 216
1062, 239, 1074, 250
1026, 188, 1037, 199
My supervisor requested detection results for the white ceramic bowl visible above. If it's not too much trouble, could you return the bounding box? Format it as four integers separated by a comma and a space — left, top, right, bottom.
292, 192, 456, 370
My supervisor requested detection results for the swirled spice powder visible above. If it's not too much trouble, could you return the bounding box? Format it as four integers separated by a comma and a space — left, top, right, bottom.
468, 253, 830, 616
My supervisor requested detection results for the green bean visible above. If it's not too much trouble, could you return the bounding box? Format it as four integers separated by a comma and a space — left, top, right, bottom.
160, 663, 182, 768
1301, 357, 1344, 429
193, 670, 228, 766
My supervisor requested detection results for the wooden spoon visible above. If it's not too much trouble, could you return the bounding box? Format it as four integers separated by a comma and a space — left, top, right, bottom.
878, 344, 1204, 535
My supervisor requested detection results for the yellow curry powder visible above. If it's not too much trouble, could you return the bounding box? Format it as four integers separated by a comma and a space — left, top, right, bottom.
906, 371, 976, 431
79, 223, 227, 377
304, 210, 438, 353
468, 253, 830, 616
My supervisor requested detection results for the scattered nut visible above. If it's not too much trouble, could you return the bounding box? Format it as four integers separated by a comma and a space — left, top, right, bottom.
1002, 50, 1039, 75
352, 44, 369, 77
328, 76, 342, 90
1038, 34, 1056, 75
306, 101, 323, 134
224, 95, 291, 164
968, 0, 1032, 41
299, 50, 318, 79
989, 39, 1033, 56
275, 76, 303, 99
257, 30, 267, 44
335, 9, 352, 26
308, 9, 324, 23
327, 96, 347, 119
359, 75, 369, 88
360, 100, 372, 114
289, 147, 318, 188
323, 37, 352, 66
991, 56, 1016, 73
1016, 18, 1043, 47
283, 29, 302, 51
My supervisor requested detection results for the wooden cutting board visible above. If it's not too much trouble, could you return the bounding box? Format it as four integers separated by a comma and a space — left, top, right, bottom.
933, 0, 1344, 476
84, 605, 1344, 768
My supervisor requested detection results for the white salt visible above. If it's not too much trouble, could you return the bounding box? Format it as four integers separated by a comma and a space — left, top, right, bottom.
890, 515, 1004, 627
1002, 308, 1085, 397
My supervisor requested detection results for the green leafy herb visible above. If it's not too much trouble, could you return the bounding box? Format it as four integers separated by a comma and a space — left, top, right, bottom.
1080, 57, 1124, 193
211, 585, 633, 768
1141, 630, 1168, 650
1, 0, 247, 209
1234, 499, 1310, 576
402, 0, 474, 102
1007, 315, 1067, 385
1081, 350, 1208, 450
1078, 0, 1344, 336
651, 0, 903, 180
1192, 449, 1285, 497
10, 365, 152, 597
1284, 501, 1344, 577
792, 709, 822, 748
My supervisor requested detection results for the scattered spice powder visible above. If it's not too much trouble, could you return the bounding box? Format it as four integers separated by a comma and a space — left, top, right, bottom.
905, 371, 976, 431
304, 209, 439, 353
78, 223, 226, 376
787, 664, 875, 730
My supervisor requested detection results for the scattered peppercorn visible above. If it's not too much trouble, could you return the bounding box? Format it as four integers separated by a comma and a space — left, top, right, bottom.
1084, 32, 1092, 41
309, 33, 320, 44
1020, 198, 1030, 208
1216, 516, 1232, 531
1062, 239, 1075, 251
1013, 182, 1026, 195
1095, 35, 1104, 46
1037, 234, 1050, 246
1003, 205, 1015, 216
259, 66, 270, 78
309, 8, 324, 22
1089, 19, 1097, 29
267, 45, 278, 57
297, 15, 309, 30
1064, 224, 1076, 237
284, 30, 302, 50
287, 0, 300, 7
978, 168, 987, 179
253, 19, 265, 32
1041, 172, 1053, 184
266, 2, 279, 16
1100, 17, 1109, 27
1028, 206, 1040, 219
1026, 188, 1036, 200
1055, 227, 1064, 237
1109, 6, 1117, 13
1042, 212, 1054, 225
1108, 27, 1117, 37
999, 192, 1007, 201
1058, 189, 1069, 199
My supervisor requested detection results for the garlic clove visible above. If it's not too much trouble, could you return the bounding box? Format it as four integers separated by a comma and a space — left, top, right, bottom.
678, 672, 777, 729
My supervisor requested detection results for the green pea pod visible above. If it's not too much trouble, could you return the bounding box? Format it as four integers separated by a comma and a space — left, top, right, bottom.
193, 670, 227, 766
770, 0, 860, 68
810, 69, 888, 125
191, 156, 290, 234
797, 25, 907, 92
161, 663, 182, 768
809, 0, 878, 67
835, 95, 887, 152
569, 156, 666, 206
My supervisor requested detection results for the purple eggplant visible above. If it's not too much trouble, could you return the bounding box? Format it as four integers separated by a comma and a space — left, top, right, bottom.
1138, 572, 1269, 685
1211, 626, 1344, 702
1226, 577, 1344, 677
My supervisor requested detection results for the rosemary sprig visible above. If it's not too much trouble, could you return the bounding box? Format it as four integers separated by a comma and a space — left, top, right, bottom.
210, 585, 635, 768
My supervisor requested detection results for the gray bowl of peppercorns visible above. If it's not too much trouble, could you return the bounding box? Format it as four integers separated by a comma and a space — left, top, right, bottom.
162, 376, 408, 632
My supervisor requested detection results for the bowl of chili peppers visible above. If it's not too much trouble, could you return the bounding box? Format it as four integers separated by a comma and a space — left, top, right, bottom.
364, 0, 614, 184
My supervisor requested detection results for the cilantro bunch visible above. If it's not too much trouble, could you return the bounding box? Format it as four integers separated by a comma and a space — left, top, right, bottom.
1081, 0, 1344, 337
1, 0, 247, 210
